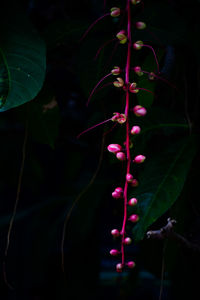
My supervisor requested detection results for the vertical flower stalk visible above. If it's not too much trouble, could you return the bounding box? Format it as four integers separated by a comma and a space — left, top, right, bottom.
121, 0, 132, 268
79, 0, 160, 273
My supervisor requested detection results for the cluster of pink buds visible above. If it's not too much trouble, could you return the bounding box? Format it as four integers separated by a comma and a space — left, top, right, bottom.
80, 0, 159, 273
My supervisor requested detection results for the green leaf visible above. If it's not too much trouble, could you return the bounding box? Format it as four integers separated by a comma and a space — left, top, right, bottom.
0, 3, 46, 111
131, 135, 198, 242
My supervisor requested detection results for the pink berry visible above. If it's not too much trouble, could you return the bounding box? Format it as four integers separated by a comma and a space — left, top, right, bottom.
133, 105, 147, 117
126, 261, 136, 268
110, 249, 120, 256
115, 187, 123, 194
110, 7, 120, 17
131, 125, 141, 135
126, 173, 134, 183
111, 66, 121, 76
129, 214, 139, 223
133, 40, 143, 50
111, 229, 120, 237
131, 179, 139, 187
134, 154, 146, 164
107, 144, 122, 154
116, 263, 123, 273
128, 198, 138, 206
116, 152, 126, 161
124, 237, 132, 245
112, 191, 121, 199
135, 22, 146, 30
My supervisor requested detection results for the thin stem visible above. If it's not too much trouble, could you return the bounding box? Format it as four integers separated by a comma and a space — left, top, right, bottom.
77, 117, 112, 139
143, 44, 160, 73
137, 87, 154, 94
80, 13, 110, 42
141, 70, 179, 91
86, 72, 112, 106
3, 105, 29, 288
121, 0, 132, 267
94, 38, 116, 60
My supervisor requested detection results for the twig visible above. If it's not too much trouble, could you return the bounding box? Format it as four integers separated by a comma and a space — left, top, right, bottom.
3, 104, 29, 289
147, 218, 200, 253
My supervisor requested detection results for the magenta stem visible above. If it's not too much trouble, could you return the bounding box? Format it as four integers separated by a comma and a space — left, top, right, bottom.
77, 117, 112, 139
86, 73, 112, 106
141, 70, 179, 91
80, 13, 110, 42
94, 38, 116, 60
137, 87, 154, 94
121, 0, 132, 267
143, 44, 160, 74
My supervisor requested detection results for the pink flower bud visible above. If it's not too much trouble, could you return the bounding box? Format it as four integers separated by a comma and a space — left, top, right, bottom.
116, 152, 126, 161
116, 30, 127, 44
131, 125, 141, 135
135, 22, 146, 30
133, 40, 143, 50
131, 179, 139, 187
129, 214, 139, 223
148, 72, 155, 81
133, 66, 143, 76
112, 191, 121, 199
111, 66, 121, 75
117, 114, 126, 124
131, 0, 141, 4
129, 82, 139, 94
128, 198, 138, 206
133, 105, 147, 117
124, 237, 132, 245
116, 263, 123, 272
115, 187, 123, 194
111, 229, 120, 237
126, 261, 136, 268
126, 173, 134, 183
110, 7, 120, 17
110, 249, 120, 256
134, 154, 146, 164
113, 77, 124, 87
107, 144, 122, 153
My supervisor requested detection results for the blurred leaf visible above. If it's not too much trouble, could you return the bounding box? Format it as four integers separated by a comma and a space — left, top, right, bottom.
131, 135, 198, 242
0, 2, 46, 111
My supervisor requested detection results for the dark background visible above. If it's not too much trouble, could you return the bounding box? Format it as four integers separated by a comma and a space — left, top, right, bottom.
0, 0, 200, 299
